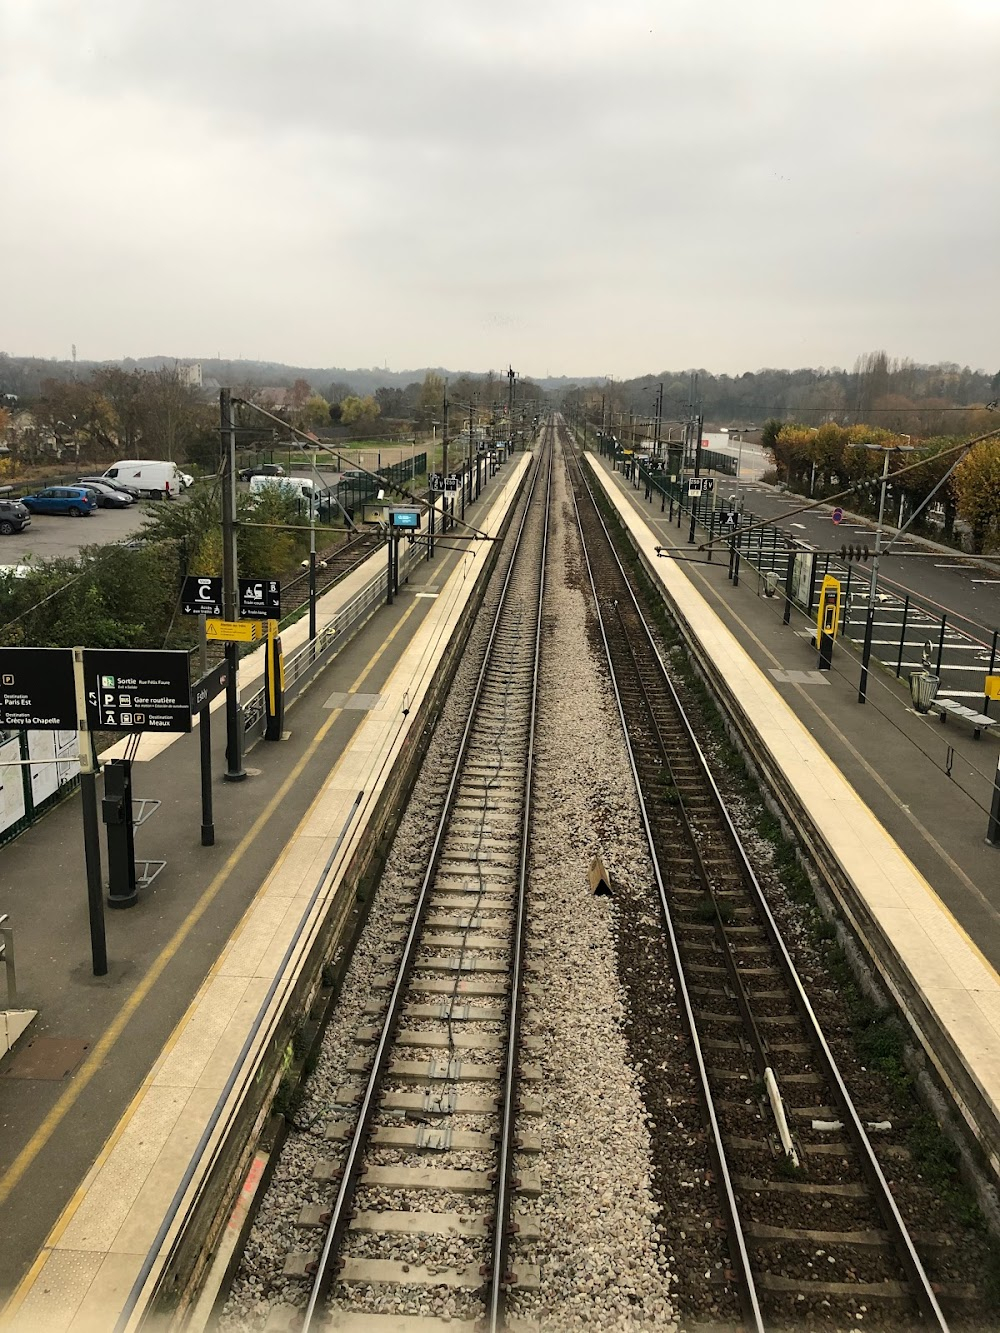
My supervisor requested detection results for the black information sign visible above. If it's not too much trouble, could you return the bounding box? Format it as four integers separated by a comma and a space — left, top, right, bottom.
84, 649, 192, 733
181, 575, 223, 617
427, 473, 444, 492
191, 659, 229, 713
239, 578, 281, 620
0, 647, 76, 730
444, 475, 460, 493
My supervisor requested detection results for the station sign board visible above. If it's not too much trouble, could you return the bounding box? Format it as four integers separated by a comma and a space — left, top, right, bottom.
687, 477, 715, 497
181, 576, 223, 617
239, 578, 281, 620
389, 507, 422, 530
0, 647, 76, 730
84, 649, 192, 732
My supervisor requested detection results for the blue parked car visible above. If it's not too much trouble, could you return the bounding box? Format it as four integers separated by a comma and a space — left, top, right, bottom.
21, 486, 96, 517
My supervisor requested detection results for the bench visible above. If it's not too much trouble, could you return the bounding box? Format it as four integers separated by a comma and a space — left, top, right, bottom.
930, 698, 998, 740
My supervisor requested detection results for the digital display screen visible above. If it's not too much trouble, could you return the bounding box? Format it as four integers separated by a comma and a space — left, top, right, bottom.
389, 508, 421, 530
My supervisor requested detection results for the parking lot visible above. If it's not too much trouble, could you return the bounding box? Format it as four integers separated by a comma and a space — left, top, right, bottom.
0, 497, 153, 565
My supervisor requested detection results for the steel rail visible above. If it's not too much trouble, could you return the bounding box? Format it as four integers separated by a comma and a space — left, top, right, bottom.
570, 426, 948, 1331
565, 437, 766, 1333
611, 604, 774, 1088
301, 442, 546, 1331
486, 428, 552, 1331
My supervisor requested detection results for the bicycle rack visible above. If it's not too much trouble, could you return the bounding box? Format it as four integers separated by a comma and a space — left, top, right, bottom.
102, 759, 165, 906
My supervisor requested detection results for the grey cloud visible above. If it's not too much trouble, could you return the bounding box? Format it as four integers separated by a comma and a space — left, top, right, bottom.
2, 0, 998, 373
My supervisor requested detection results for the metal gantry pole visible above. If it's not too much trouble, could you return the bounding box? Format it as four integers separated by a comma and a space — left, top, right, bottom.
858, 450, 890, 705
199, 616, 215, 845
221, 388, 246, 779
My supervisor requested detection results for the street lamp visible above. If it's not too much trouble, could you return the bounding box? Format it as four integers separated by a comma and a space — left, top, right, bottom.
853, 438, 915, 704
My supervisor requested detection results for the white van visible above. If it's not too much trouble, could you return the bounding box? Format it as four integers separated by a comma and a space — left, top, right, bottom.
248, 475, 315, 503
102, 460, 185, 499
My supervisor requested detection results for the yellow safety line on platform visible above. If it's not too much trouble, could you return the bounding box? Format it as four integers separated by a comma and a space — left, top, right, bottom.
0, 596, 423, 1322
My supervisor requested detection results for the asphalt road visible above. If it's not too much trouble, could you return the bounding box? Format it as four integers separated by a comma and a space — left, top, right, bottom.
724, 479, 1000, 644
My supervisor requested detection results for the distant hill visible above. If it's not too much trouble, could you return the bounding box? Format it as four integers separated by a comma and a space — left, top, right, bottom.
0, 351, 605, 400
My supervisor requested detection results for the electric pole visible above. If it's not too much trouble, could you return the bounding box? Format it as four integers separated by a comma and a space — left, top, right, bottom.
442, 381, 450, 531
220, 388, 246, 780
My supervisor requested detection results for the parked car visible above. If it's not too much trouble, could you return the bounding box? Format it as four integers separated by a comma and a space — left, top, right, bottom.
78, 475, 139, 501
21, 487, 96, 516
0, 499, 31, 534
75, 480, 132, 509
238, 462, 285, 483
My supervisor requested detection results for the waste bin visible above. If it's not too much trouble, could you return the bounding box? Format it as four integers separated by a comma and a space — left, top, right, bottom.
909, 671, 939, 713
763, 571, 780, 598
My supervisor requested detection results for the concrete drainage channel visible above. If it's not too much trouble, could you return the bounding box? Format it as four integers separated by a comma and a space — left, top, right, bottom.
124, 467, 531, 1332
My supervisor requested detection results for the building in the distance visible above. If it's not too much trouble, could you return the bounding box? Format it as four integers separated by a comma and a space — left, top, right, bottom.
175, 361, 203, 388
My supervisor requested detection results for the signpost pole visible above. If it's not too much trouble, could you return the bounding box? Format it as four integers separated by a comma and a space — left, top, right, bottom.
199, 616, 215, 846
987, 752, 1000, 847
387, 535, 394, 606
73, 648, 108, 977
220, 388, 246, 781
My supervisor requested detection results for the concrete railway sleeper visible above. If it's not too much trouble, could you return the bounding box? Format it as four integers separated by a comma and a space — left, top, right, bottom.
563, 419, 950, 1332
257, 431, 554, 1332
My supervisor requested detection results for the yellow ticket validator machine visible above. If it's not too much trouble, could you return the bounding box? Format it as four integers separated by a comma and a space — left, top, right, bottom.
815, 574, 841, 671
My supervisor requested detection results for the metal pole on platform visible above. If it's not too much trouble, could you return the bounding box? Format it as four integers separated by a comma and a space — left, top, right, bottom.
199, 616, 215, 846
220, 388, 246, 780
73, 648, 107, 977
984, 629, 999, 718
308, 492, 317, 641
858, 449, 890, 705
988, 753, 1000, 847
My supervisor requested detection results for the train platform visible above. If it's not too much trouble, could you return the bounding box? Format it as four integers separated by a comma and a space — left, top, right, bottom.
0, 451, 532, 1331
584, 448, 1000, 1185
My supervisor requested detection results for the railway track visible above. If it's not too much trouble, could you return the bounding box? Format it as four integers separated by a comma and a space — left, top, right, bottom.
564, 420, 952, 1332
269, 431, 552, 1331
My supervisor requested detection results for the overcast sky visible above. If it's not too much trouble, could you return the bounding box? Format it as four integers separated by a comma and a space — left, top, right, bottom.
2, 0, 998, 378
